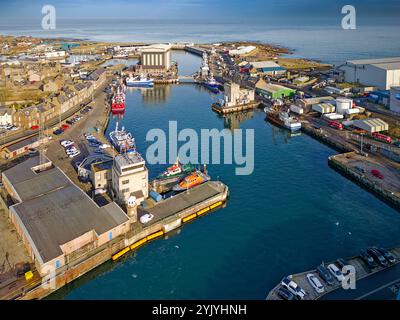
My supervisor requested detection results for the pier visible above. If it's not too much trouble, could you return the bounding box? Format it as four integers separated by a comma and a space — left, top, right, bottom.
211, 101, 260, 115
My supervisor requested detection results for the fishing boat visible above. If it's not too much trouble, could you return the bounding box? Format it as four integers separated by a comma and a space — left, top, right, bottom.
111, 86, 125, 113
172, 170, 210, 192
126, 74, 154, 87
109, 122, 136, 153
203, 73, 219, 93
264, 107, 302, 132
157, 158, 194, 179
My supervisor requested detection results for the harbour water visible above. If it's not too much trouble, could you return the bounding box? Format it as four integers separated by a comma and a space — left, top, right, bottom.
49, 51, 400, 300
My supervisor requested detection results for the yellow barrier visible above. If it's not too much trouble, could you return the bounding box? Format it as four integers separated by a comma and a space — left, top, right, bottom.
146, 230, 164, 241
210, 201, 223, 210
112, 247, 130, 261
196, 207, 210, 216
182, 213, 197, 223
130, 238, 148, 250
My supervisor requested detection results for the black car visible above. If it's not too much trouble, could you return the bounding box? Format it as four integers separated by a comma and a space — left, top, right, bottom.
336, 258, 348, 270
360, 249, 378, 269
53, 129, 63, 135
316, 264, 334, 286
277, 287, 296, 300
367, 248, 389, 267
66, 120, 74, 125
376, 247, 396, 264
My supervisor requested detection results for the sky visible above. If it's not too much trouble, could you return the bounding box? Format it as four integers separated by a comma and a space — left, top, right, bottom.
0, 0, 399, 23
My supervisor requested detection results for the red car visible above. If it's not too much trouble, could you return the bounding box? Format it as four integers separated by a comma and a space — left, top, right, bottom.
61, 124, 70, 131
371, 169, 384, 179
31, 125, 40, 130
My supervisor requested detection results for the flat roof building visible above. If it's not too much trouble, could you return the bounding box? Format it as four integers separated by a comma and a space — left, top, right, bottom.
112, 151, 148, 206
340, 57, 400, 90
1, 156, 130, 275
353, 118, 389, 133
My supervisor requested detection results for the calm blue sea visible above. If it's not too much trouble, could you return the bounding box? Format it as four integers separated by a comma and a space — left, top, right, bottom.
46, 52, 400, 300
1, 18, 400, 64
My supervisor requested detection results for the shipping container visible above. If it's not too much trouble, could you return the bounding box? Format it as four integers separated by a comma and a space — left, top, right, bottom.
149, 190, 162, 202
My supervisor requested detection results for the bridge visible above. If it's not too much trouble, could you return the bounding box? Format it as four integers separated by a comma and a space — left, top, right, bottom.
178, 75, 198, 84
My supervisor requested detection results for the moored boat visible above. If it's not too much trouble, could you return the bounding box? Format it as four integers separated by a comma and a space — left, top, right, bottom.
264, 107, 302, 132
126, 74, 154, 87
109, 122, 135, 153
157, 158, 194, 179
172, 170, 210, 191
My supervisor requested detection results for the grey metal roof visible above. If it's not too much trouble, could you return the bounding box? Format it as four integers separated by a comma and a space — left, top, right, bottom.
4, 136, 40, 153
4, 156, 129, 264
347, 57, 400, 65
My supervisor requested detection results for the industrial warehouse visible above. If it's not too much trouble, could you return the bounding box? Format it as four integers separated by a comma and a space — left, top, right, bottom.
1, 156, 131, 275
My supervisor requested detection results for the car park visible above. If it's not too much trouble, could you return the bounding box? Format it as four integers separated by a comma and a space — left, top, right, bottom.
327, 263, 344, 282
360, 249, 378, 269
336, 258, 348, 270
277, 287, 296, 300
316, 264, 334, 286
281, 276, 306, 300
306, 273, 325, 294
367, 247, 388, 267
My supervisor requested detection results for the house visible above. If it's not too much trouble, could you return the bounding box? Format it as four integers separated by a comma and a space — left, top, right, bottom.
87, 68, 107, 89
42, 79, 63, 92
13, 106, 40, 129
0, 107, 14, 126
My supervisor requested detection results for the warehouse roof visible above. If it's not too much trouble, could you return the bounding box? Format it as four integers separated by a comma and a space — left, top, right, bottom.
347, 57, 400, 65
4, 136, 41, 153
353, 118, 389, 133
256, 80, 293, 93
250, 60, 283, 70
5, 156, 129, 264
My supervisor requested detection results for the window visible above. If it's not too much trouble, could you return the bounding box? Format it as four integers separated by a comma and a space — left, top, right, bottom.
122, 179, 129, 185
108, 231, 113, 241
122, 188, 129, 193
55, 260, 60, 269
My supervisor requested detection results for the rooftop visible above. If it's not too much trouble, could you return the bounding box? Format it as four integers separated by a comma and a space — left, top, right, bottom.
115, 151, 145, 168
3, 156, 129, 264
346, 57, 400, 70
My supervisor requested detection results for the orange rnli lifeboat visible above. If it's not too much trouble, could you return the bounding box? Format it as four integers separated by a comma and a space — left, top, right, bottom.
172, 170, 210, 192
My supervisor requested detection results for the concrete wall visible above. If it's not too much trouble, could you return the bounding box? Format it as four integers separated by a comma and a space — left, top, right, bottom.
343, 64, 398, 90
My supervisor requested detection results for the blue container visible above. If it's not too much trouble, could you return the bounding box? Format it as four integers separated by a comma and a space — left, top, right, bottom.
149, 190, 162, 202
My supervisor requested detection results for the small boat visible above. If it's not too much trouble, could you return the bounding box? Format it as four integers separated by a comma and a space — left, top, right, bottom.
126, 74, 154, 87
265, 107, 302, 132
172, 170, 210, 192
203, 73, 219, 93
157, 158, 194, 179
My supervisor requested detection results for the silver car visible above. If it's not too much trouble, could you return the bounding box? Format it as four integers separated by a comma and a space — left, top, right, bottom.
306, 273, 325, 294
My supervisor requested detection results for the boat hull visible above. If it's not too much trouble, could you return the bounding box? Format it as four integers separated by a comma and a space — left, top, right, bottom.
126, 80, 154, 87
266, 113, 301, 132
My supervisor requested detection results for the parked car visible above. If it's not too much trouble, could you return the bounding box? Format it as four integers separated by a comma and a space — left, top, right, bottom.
360, 249, 378, 269
60, 140, 74, 148
66, 120, 74, 125
336, 258, 348, 270
376, 247, 397, 264
53, 129, 63, 135
277, 287, 296, 300
306, 273, 325, 294
371, 169, 384, 179
355, 165, 366, 174
281, 276, 306, 300
327, 263, 344, 282
367, 247, 388, 267
316, 264, 334, 286
140, 213, 154, 224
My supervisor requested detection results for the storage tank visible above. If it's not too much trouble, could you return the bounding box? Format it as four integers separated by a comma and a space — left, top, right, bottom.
345, 108, 360, 115
390, 86, 400, 113
149, 190, 162, 202
336, 98, 353, 114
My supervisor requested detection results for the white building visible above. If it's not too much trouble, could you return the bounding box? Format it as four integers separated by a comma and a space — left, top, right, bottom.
229, 46, 256, 56
112, 152, 148, 205
223, 82, 255, 107
44, 51, 66, 59
341, 57, 400, 90
0, 107, 13, 126
139, 44, 172, 71
390, 86, 400, 113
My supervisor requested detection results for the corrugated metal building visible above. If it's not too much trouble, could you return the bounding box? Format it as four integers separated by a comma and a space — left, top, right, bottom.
353, 118, 389, 133
340, 57, 400, 90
